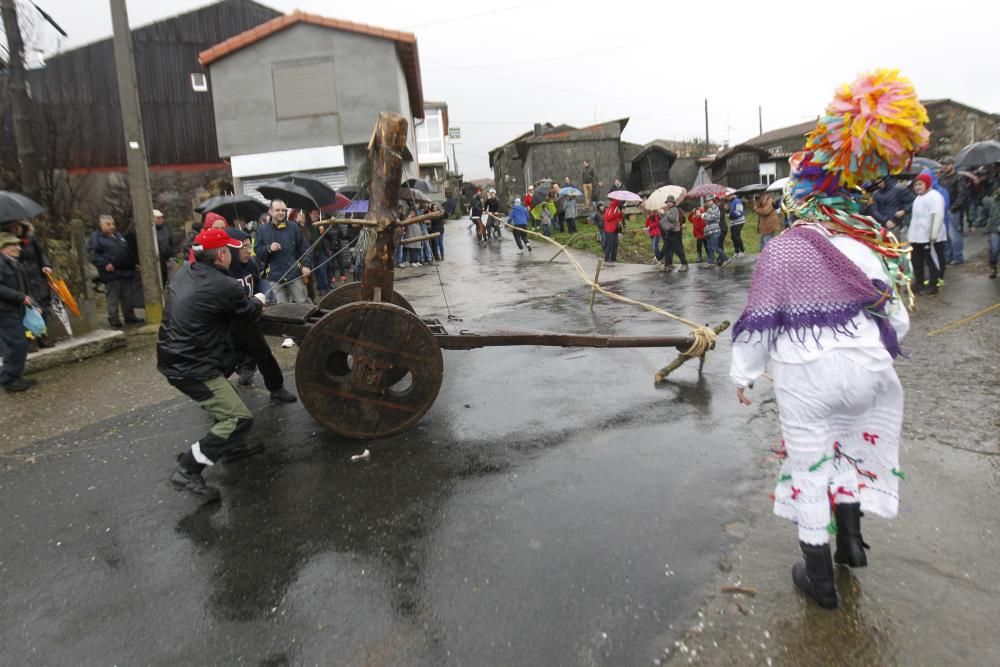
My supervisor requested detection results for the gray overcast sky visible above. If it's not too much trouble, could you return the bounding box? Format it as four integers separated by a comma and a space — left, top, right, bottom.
24, 0, 1000, 178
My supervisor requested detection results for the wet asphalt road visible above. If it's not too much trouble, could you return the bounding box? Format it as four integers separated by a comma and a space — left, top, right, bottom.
1, 224, 762, 665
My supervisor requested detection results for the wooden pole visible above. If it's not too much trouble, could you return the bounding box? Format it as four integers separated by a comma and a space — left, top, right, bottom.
589, 259, 603, 309
547, 233, 579, 263
109, 0, 163, 323
654, 320, 730, 383
361, 112, 408, 303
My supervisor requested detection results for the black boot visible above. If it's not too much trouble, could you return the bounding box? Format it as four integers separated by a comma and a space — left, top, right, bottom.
792, 541, 838, 609
834, 503, 869, 567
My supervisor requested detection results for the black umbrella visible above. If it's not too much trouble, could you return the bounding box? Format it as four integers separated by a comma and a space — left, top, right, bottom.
0, 190, 45, 223
195, 194, 268, 222
256, 182, 318, 211
954, 140, 1000, 169
276, 173, 338, 208
734, 183, 768, 195
399, 187, 431, 204
402, 177, 435, 194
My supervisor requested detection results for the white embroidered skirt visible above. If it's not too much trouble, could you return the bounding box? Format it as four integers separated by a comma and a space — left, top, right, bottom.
771, 352, 904, 545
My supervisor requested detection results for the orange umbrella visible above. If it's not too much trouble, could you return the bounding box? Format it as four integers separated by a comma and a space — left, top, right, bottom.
48, 275, 80, 318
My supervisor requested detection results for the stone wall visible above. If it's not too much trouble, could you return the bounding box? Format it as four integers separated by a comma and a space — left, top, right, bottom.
524, 138, 624, 200
923, 102, 1000, 161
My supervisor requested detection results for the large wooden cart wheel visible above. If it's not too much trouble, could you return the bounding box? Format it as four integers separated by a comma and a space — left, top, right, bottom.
294, 301, 443, 439
318, 281, 416, 314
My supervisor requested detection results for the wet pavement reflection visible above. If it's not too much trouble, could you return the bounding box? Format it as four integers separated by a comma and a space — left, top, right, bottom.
0, 226, 787, 664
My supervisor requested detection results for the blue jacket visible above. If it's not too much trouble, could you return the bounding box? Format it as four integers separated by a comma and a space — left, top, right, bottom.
728, 197, 745, 224
508, 204, 530, 227
253, 222, 311, 283
871, 178, 915, 225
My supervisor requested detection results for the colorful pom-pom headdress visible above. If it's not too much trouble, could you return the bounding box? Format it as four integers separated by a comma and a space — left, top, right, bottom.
783, 69, 930, 303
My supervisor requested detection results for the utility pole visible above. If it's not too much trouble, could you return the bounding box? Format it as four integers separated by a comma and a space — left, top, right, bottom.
109, 0, 162, 323
1, 0, 41, 202
704, 98, 710, 149
758, 105, 763, 135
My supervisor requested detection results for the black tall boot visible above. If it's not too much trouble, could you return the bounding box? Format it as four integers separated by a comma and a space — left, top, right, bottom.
834, 503, 869, 567
792, 541, 838, 609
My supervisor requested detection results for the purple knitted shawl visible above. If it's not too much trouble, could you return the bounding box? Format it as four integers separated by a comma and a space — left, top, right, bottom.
731, 226, 900, 357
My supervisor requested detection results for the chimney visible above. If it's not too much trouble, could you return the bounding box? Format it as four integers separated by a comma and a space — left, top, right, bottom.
534, 123, 543, 138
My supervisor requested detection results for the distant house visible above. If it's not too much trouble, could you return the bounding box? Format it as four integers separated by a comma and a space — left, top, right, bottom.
706, 145, 773, 189
489, 118, 629, 206
626, 141, 678, 193
199, 10, 426, 200
415, 101, 449, 186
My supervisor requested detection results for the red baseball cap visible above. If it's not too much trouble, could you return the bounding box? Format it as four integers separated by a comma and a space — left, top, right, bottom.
193, 227, 242, 251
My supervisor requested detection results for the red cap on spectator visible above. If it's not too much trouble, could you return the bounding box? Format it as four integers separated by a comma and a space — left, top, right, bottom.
915, 173, 933, 190
193, 227, 242, 251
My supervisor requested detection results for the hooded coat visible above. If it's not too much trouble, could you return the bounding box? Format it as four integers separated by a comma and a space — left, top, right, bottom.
8, 222, 52, 306
603, 201, 624, 234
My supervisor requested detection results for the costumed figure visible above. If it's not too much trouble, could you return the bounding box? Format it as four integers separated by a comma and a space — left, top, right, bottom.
730, 69, 928, 609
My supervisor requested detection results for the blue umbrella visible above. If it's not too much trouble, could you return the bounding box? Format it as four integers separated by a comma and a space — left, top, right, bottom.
342, 200, 369, 214
559, 186, 582, 197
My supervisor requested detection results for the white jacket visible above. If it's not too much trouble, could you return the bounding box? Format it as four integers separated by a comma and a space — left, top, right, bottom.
908, 189, 946, 243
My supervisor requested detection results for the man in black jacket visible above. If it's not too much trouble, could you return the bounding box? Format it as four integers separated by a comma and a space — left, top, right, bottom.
0, 232, 33, 392
87, 214, 143, 328
158, 227, 267, 499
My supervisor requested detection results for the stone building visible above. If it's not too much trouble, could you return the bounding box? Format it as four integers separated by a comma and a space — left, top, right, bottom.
740, 99, 1000, 181
920, 99, 1000, 161
489, 119, 629, 205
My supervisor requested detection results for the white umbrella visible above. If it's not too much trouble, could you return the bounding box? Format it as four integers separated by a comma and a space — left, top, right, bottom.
766, 177, 789, 193
643, 185, 687, 211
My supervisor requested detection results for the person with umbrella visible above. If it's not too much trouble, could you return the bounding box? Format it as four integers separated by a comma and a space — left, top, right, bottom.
87, 214, 144, 328
253, 199, 312, 304
702, 196, 729, 267
754, 193, 782, 250
2, 219, 54, 347
0, 232, 34, 392
659, 196, 689, 272
602, 199, 624, 264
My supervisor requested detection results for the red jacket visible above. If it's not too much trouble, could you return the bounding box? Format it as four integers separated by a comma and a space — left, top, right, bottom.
603, 201, 624, 233
690, 207, 706, 239
645, 213, 661, 237
524, 192, 534, 210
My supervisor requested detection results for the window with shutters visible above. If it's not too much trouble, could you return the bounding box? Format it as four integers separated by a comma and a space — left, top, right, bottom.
272, 58, 338, 120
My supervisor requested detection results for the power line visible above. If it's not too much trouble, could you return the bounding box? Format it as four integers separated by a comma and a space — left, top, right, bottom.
402, 0, 554, 30
424, 44, 623, 71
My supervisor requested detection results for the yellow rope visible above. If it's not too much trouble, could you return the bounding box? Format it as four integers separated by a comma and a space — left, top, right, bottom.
926, 303, 1000, 337
496, 216, 718, 357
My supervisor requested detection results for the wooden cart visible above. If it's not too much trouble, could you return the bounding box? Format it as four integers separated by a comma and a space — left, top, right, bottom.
256, 113, 718, 440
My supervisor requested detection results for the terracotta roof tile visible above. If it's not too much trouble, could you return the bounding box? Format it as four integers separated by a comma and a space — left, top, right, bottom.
198, 10, 423, 118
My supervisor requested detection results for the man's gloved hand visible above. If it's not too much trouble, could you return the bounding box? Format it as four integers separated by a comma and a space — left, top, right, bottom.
253, 293, 267, 305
